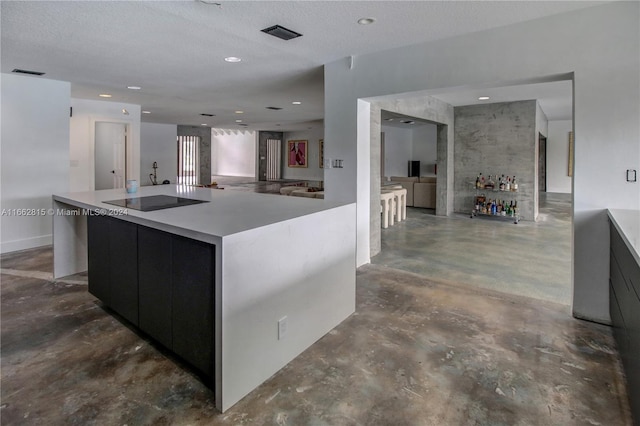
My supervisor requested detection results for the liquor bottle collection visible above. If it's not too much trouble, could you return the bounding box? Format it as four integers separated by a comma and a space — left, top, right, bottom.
475, 173, 518, 191
474, 196, 518, 217
473, 173, 519, 218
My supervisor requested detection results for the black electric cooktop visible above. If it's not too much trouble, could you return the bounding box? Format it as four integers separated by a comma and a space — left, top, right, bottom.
103, 195, 208, 212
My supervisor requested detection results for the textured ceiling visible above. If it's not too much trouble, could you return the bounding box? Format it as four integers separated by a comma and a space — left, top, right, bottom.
1, 1, 602, 130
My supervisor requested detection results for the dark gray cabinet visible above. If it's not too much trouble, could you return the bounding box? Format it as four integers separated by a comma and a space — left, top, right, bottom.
138, 226, 172, 349
172, 235, 214, 378
87, 215, 214, 381
87, 215, 138, 326
609, 220, 640, 423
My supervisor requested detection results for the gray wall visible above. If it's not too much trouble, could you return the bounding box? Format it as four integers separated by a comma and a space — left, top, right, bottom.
141, 122, 177, 186
324, 2, 639, 323
177, 125, 211, 185
454, 100, 537, 221
1, 73, 70, 253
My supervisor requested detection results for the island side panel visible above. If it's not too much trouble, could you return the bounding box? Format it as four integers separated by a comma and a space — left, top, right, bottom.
219, 202, 357, 411
52, 200, 87, 279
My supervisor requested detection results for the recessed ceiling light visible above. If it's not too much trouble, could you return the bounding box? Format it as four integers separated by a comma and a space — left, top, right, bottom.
235, 110, 244, 114
235, 119, 243, 123
127, 86, 141, 90
99, 94, 112, 98
201, 123, 208, 126
142, 111, 151, 114
357, 18, 376, 25
224, 56, 242, 63
292, 101, 301, 105
385, 118, 394, 121
478, 96, 490, 101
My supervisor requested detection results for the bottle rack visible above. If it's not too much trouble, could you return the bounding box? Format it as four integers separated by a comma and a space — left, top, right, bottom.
469, 174, 520, 224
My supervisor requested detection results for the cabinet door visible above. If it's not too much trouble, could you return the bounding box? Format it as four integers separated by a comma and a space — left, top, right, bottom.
172, 235, 214, 378
87, 214, 111, 305
138, 226, 172, 349
108, 218, 139, 326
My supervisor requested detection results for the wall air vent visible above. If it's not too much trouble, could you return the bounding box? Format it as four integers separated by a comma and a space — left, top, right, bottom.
261, 25, 302, 41
266, 106, 283, 110
12, 68, 45, 76
200, 113, 215, 117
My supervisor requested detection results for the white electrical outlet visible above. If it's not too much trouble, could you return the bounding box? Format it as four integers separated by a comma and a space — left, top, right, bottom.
278, 316, 288, 340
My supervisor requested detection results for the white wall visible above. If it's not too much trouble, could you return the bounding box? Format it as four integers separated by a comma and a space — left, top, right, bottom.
546, 120, 573, 194
382, 126, 412, 177
282, 127, 324, 181
70, 98, 140, 192
212, 130, 256, 178
412, 123, 438, 175
140, 122, 177, 186
382, 123, 437, 179
324, 2, 640, 323
1, 73, 70, 253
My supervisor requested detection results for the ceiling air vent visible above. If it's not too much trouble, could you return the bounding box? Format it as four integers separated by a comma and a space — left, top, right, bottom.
266, 106, 283, 110
261, 25, 302, 41
12, 68, 45, 76
200, 113, 215, 117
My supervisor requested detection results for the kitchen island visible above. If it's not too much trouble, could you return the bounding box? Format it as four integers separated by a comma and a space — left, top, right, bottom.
52, 185, 356, 412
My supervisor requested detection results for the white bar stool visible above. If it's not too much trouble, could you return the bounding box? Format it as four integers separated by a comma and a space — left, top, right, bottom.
392, 188, 407, 221
380, 191, 396, 228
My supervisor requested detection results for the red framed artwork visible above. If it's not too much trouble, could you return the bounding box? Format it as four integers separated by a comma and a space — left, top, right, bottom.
288, 140, 308, 168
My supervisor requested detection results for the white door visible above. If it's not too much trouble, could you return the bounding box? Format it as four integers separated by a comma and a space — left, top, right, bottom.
95, 122, 126, 190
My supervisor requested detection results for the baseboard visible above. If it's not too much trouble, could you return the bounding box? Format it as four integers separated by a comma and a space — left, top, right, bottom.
1, 235, 52, 254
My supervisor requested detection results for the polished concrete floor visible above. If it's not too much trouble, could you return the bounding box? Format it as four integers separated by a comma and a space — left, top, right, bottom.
0, 192, 633, 425
373, 193, 573, 305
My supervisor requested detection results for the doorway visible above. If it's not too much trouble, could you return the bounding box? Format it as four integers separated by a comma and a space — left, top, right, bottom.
258, 131, 284, 181
95, 122, 127, 190
538, 133, 547, 192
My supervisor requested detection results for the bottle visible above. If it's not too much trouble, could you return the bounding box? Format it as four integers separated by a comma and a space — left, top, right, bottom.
511, 176, 518, 191
491, 199, 497, 215
475, 174, 481, 189
481, 175, 485, 189
505, 177, 511, 192
487, 175, 495, 190
499, 175, 506, 191
513, 201, 518, 216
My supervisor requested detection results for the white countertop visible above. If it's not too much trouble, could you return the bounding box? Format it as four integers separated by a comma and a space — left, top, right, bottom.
608, 209, 640, 265
53, 184, 350, 239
